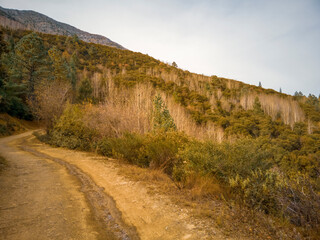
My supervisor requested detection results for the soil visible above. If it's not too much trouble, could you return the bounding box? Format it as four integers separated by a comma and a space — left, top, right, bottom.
0, 131, 227, 240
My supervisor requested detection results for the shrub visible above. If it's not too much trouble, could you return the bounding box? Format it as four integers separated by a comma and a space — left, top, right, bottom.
97, 132, 146, 166
49, 104, 97, 150
278, 175, 320, 229
138, 130, 188, 173
0, 114, 27, 136
229, 169, 282, 214
175, 137, 274, 184
97, 130, 189, 172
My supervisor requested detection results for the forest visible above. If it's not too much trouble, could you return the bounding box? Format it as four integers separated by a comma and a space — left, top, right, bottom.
0, 27, 319, 239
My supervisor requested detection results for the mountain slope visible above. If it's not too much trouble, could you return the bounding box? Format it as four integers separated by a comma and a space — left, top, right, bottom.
0, 6, 124, 49
1, 26, 320, 239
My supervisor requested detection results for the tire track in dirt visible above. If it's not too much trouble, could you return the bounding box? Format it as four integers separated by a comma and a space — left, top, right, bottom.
20, 140, 140, 240
3, 131, 228, 240
0, 131, 139, 240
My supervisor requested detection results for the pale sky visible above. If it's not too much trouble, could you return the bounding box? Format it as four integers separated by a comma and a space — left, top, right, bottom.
1, 0, 319, 96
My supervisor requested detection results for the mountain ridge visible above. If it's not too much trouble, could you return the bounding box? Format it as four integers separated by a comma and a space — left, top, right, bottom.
0, 6, 125, 49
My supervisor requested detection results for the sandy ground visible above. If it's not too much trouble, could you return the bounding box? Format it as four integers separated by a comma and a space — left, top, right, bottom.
0, 131, 225, 240
0, 132, 106, 240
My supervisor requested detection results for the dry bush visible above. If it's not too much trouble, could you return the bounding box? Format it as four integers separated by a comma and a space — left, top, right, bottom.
83, 101, 151, 138
278, 176, 320, 229
181, 173, 223, 199
29, 80, 71, 130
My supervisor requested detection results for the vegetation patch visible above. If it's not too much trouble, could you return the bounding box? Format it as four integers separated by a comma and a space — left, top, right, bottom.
0, 155, 8, 172
0, 113, 27, 136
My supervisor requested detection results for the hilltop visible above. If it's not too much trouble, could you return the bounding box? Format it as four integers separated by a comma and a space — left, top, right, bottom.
0, 6, 124, 49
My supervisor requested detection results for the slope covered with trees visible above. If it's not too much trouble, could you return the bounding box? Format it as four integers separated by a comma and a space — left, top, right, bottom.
1, 27, 320, 238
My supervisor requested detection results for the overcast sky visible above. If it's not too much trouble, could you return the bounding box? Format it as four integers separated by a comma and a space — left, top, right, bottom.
1, 0, 319, 96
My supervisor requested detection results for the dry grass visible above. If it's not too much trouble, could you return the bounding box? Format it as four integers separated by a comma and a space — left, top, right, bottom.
0, 113, 39, 137
183, 173, 223, 199
118, 163, 174, 192
0, 156, 8, 172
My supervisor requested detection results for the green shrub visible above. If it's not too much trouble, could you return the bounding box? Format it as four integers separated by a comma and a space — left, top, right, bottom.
97, 130, 188, 171
49, 104, 97, 150
173, 137, 286, 214
176, 137, 274, 183
229, 169, 282, 214
0, 124, 7, 135
138, 130, 188, 173
97, 132, 146, 166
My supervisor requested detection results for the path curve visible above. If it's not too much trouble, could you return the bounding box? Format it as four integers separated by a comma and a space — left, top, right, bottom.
0, 131, 224, 240
0, 131, 138, 240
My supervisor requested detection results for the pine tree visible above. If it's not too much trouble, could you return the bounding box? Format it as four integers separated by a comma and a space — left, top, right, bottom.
11, 33, 49, 95
253, 97, 263, 115
48, 46, 70, 83
69, 53, 78, 90
1, 81, 31, 119
0, 30, 31, 118
0, 29, 9, 112
0, 29, 7, 88
77, 78, 94, 102
153, 94, 176, 131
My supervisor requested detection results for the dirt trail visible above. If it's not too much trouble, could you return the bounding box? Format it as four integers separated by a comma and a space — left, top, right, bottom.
0, 131, 225, 240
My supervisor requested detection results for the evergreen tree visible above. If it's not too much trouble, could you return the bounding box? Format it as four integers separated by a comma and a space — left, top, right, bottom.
72, 34, 80, 43
11, 33, 48, 95
77, 78, 94, 102
294, 91, 304, 97
0, 29, 9, 112
153, 94, 176, 131
1, 81, 31, 119
48, 46, 70, 82
253, 97, 264, 115
0, 30, 31, 119
69, 53, 78, 90
0, 29, 7, 88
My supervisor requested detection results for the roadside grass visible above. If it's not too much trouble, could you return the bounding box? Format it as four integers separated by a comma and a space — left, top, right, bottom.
0, 155, 8, 172
116, 157, 298, 240
0, 113, 40, 137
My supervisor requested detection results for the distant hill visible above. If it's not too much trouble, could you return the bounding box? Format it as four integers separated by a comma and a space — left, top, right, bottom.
0, 6, 125, 49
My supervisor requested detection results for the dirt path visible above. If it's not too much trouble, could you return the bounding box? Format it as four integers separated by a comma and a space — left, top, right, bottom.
0, 131, 225, 240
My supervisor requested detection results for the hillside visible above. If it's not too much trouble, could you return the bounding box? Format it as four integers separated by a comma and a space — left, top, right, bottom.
0, 26, 320, 239
0, 6, 124, 49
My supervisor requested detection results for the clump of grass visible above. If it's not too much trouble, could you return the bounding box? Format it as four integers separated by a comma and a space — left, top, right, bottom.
186, 174, 223, 200
0, 156, 8, 172
0, 113, 27, 136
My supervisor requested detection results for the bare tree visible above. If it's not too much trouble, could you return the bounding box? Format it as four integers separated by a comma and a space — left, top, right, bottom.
28, 80, 72, 131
